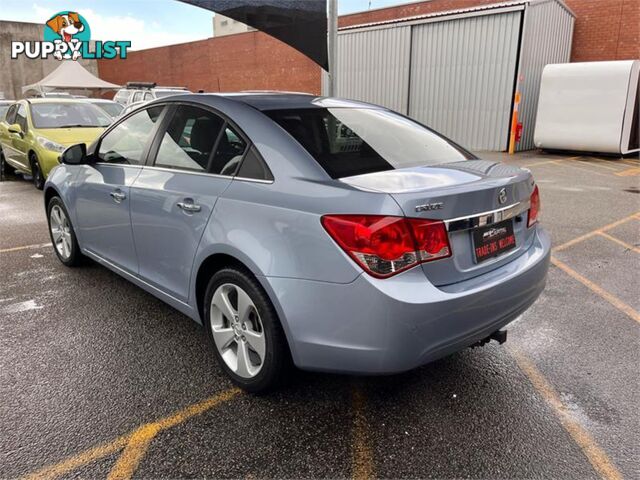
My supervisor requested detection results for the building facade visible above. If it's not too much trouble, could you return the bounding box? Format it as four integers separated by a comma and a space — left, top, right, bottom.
213, 14, 255, 37
0, 21, 99, 100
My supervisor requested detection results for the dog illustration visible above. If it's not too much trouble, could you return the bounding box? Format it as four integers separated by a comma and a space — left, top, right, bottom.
46, 12, 85, 60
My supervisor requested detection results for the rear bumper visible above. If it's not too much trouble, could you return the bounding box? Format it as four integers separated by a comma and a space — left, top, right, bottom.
264, 226, 551, 374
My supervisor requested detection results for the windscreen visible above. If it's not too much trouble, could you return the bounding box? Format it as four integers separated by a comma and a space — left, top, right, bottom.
266, 108, 474, 178
31, 102, 112, 129
94, 102, 123, 118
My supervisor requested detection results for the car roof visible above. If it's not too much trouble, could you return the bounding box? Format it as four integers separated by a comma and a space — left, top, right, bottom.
25, 98, 95, 104
163, 92, 384, 112
89, 99, 117, 103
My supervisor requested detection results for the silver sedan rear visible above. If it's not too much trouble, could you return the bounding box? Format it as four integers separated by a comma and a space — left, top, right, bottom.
44, 93, 550, 391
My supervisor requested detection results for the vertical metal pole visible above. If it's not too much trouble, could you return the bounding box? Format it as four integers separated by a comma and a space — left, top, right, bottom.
327, 0, 338, 97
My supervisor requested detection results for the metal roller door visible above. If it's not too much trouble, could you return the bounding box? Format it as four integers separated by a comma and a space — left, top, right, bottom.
408, 11, 522, 151
337, 26, 411, 113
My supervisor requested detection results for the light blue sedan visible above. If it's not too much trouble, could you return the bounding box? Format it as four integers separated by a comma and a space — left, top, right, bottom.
44, 93, 550, 391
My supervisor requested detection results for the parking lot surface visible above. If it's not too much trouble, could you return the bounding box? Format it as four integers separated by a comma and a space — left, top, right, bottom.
1, 151, 638, 479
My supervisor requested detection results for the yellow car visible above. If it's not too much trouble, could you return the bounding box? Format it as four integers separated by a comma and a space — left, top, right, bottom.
0, 99, 111, 189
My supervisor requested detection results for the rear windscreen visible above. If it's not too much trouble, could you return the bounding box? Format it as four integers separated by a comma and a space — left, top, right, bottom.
266, 108, 474, 178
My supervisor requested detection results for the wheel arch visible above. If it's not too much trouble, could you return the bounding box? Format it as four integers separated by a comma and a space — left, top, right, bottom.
44, 185, 61, 209
193, 250, 298, 363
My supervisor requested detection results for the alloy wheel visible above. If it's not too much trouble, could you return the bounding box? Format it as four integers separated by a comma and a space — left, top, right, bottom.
210, 283, 266, 379
50, 205, 72, 260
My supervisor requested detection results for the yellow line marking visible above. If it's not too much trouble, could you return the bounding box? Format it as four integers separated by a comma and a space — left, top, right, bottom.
615, 167, 640, 177
620, 159, 640, 167
24, 388, 242, 480
510, 349, 623, 480
351, 384, 374, 480
550, 257, 640, 324
107, 423, 161, 480
23, 436, 131, 480
597, 231, 640, 253
0, 243, 51, 254
552, 161, 616, 177
553, 212, 640, 252
575, 158, 620, 171
521, 159, 564, 168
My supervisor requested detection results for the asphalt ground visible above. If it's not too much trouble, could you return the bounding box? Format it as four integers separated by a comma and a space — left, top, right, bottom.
0, 151, 638, 479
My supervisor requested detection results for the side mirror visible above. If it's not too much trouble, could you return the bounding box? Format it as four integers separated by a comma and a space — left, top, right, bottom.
8, 123, 22, 135
60, 143, 87, 165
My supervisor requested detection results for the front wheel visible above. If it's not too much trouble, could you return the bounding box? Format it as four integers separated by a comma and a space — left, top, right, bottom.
47, 196, 83, 266
31, 154, 44, 190
204, 267, 291, 392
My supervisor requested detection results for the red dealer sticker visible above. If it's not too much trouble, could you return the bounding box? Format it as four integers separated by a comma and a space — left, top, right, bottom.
472, 220, 517, 263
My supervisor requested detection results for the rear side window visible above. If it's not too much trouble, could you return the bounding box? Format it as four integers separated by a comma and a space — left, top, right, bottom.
210, 125, 247, 176
266, 108, 473, 179
237, 146, 273, 181
153, 105, 224, 172
98, 106, 163, 165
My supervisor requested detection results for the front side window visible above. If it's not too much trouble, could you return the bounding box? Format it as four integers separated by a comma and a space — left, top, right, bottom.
98, 106, 163, 165
15, 104, 28, 132
0, 105, 10, 122
30, 102, 112, 129
132, 92, 143, 103
154, 105, 224, 172
266, 108, 474, 179
4, 104, 17, 124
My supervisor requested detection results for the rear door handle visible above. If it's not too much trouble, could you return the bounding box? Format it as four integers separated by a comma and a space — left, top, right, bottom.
177, 200, 201, 213
109, 190, 126, 203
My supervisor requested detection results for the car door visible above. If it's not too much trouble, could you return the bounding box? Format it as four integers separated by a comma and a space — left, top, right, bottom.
9, 103, 30, 171
0, 104, 17, 165
73, 105, 166, 274
130, 104, 246, 302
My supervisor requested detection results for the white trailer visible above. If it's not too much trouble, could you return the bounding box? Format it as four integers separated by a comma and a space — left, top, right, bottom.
534, 60, 639, 155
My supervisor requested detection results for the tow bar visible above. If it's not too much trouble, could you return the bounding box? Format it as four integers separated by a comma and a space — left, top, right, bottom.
470, 329, 507, 348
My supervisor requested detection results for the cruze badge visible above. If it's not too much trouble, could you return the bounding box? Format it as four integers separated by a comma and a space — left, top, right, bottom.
498, 188, 508, 205
415, 202, 444, 212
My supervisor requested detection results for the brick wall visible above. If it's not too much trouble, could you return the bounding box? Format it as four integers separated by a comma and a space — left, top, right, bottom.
97, 0, 639, 94
97, 31, 322, 94
567, 0, 639, 61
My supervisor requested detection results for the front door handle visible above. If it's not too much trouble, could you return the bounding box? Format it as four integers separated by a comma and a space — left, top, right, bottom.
177, 199, 201, 213
109, 190, 126, 203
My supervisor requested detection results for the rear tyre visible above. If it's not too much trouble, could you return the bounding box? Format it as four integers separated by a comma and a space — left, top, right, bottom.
0, 148, 15, 176
47, 196, 83, 267
203, 267, 291, 392
30, 153, 44, 190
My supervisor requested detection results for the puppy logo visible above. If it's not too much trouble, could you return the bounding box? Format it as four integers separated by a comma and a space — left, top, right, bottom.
44, 11, 91, 61
11, 11, 129, 61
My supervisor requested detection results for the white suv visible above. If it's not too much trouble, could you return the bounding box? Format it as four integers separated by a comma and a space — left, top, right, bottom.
113, 82, 191, 106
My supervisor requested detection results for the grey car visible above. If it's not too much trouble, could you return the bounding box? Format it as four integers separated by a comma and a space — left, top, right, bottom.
44, 93, 550, 391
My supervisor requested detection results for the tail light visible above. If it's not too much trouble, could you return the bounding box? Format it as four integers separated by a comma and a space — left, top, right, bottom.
321, 215, 452, 278
528, 185, 540, 227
